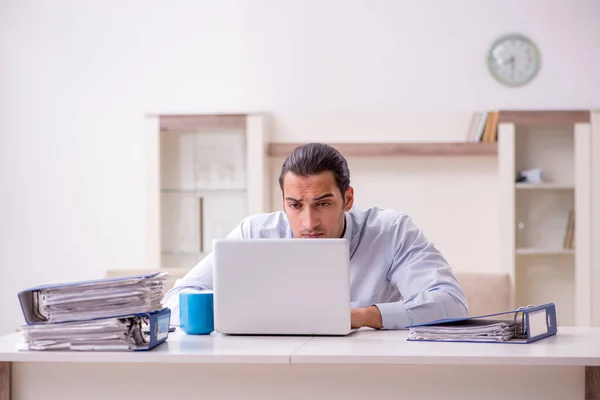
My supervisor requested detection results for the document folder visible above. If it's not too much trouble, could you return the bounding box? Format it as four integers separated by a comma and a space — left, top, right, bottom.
18, 272, 168, 324
18, 308, 171, 351
406, 303, 557, 344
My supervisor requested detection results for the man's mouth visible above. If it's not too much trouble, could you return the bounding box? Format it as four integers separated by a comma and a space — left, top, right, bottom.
302, 233, 323, 238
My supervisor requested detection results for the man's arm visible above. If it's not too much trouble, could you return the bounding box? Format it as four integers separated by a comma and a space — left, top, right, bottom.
358, 214, 468, 330
161, 221, 245, 324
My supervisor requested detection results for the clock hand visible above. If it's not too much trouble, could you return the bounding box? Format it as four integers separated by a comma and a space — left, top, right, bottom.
496, 55, 515, 66
509, 56, 516, 79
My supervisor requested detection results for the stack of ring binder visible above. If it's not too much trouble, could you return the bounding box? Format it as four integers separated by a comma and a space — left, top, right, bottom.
406, 303, 557, 344
16, 272, 172, 351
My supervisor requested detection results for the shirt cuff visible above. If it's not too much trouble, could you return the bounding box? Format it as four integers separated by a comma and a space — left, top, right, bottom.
373, 302, 411, 330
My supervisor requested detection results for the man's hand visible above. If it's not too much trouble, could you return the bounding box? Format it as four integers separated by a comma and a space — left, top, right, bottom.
351, 305, 383, 329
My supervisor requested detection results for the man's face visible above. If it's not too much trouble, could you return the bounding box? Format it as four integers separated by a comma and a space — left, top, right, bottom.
282, 171, 354, 239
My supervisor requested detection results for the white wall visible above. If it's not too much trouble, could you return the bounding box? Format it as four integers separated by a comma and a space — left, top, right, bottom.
1, 0, 599, 334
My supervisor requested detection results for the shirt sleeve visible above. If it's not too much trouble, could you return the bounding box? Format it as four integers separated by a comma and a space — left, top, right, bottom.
372, 214, 469, 330
161, 218, 247, 325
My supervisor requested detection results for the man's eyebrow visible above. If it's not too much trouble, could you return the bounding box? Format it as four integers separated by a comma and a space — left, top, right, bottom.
314, 193, 334, 201
284, 193, 333, 202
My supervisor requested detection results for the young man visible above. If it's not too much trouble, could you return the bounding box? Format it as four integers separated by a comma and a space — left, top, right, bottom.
162, 143, 468, 330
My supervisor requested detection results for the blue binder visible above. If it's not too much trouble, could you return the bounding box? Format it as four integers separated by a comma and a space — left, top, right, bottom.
20, 308, 172, 351
17, 272, 166, 324
116, 308, 172, 351
406, 303, 557, 344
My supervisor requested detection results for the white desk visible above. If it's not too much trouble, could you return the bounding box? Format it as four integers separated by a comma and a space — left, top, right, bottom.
1, 327, 600, 400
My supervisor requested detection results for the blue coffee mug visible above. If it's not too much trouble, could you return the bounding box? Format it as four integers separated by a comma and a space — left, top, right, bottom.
179, 291, 214, 335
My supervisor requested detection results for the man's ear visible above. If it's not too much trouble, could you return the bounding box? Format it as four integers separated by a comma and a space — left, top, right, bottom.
344, 187, 354, 211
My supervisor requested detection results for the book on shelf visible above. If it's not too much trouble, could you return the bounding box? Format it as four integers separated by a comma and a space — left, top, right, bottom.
466, 111, 499, 143
564, 210, 575, 249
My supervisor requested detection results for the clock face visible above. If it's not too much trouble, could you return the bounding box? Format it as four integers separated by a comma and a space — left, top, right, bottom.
487, 34, 540, 87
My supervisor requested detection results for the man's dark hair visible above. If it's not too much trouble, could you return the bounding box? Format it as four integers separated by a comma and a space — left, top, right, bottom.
278, 143, 351, 199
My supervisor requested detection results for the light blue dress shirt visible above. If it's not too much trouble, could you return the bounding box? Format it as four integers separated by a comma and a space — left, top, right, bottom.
162, 206, 469, 329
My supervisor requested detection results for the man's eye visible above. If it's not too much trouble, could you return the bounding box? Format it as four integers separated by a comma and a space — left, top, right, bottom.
318, 202, 331, 207
289, 203, 300, 210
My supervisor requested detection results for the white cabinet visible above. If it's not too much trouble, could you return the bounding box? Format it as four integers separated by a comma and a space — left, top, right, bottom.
145, 114, 270, 269
498, 111, 592, 326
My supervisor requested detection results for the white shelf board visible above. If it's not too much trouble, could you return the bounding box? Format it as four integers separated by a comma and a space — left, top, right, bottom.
515, 183, 574, 190
516, 248, 575, 256
161, 251, 207, 256
161, 188, 247, 194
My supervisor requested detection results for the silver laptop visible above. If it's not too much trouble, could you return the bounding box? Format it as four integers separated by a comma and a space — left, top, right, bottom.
213, 238, 353, 335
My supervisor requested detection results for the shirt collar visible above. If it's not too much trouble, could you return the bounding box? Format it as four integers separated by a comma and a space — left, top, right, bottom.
342, 211, 352, 241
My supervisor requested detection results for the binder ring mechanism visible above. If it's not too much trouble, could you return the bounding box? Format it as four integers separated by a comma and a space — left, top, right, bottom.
513, 305, 535, 339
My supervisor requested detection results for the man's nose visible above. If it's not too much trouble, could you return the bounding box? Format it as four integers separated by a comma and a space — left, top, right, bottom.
302, 209, 320, 230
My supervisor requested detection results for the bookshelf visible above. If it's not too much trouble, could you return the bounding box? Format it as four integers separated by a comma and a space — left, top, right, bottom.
498, 110, 591, 326
145, 113, 271, 269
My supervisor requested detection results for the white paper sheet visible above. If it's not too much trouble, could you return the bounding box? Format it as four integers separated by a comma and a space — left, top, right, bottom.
36, 273, 167, 323
408, 319, 516, 342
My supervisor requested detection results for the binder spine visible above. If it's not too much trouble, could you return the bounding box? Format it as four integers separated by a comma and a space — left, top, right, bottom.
513, 303, 557, 343
525, 303, 557, 342
137, 308, 171, 351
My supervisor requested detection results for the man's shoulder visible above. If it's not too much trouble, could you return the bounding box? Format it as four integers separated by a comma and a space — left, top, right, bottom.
349, 206, 411, 232
240, 211, 290, 238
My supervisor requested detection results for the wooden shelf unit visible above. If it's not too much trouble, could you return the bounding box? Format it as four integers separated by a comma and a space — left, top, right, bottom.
267, 142, 497, 157
498, 110, 592, 327
145, 113, 270, 269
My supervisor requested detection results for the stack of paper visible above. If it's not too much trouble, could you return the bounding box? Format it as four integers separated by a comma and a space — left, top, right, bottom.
29, 273, 167, 323
17, 273, 172, 351
18, 316, 149, 351
408, 319, 516, 343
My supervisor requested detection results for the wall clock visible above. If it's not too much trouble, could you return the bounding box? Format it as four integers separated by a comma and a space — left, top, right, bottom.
487, 33, 541, 87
